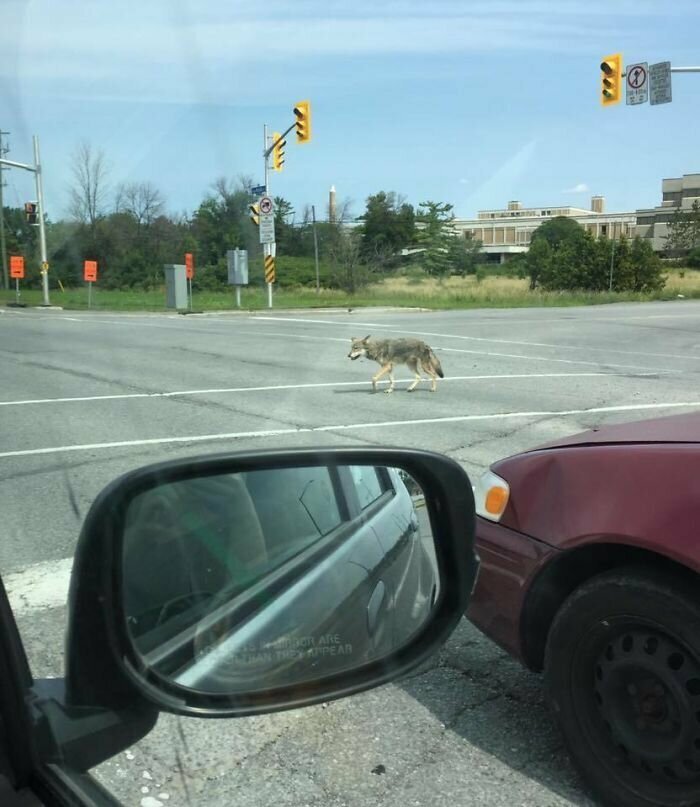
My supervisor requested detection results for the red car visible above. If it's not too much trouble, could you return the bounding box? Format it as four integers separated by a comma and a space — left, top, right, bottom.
467, 411, 700, 807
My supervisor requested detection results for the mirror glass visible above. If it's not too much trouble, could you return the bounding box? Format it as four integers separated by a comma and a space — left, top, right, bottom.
122, 464, 439, 694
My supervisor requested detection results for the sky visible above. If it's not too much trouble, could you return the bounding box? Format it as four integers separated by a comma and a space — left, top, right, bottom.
2, 0, 700, 223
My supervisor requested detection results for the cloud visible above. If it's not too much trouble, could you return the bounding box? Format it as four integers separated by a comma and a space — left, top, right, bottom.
458, 178, 469, 185
563, 183, 589, 193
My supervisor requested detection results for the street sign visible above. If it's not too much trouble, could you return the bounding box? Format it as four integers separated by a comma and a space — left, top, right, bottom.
83, 260, 97, 282
259, 196, 273, 215
264, 254, 276, 284
251, 184, 266, 196
626, 62, 648, 105
10, 256, 24, 279
226, 249, 249, 285
185, 252, 194, 280
650, 61, 672, 105
259, 212, 275, 244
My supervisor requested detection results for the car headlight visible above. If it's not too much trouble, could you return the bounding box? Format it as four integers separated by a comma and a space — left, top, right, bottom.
474, 470, 510, 522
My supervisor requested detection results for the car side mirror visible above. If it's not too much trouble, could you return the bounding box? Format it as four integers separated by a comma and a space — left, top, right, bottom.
64, 448, 477, 719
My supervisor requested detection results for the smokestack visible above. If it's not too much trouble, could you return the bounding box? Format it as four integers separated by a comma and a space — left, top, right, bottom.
591, 195, 605, 213
329, 185, 337, 222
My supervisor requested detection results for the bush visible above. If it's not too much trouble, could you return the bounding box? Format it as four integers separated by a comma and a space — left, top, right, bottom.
688, 248, 700, 268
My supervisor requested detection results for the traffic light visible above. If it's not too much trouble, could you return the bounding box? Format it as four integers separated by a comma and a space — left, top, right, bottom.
249, 202, 260, 227
600, 53, 623, 106
272, 132, 285, 172
293, 100, 312, 144
24, 202, 38, 225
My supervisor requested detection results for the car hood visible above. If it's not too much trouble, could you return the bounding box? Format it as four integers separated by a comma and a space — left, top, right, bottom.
529, 409, 700, 451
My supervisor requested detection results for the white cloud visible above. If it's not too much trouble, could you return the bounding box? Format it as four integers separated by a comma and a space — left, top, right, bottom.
458, 178, 469, 185
563, 183, 589, 193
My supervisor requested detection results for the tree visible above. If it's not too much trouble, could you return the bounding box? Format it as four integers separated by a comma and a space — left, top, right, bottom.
629, 236, 665, 292
448, 231, 483, 276
416, 201, 456, 278
531, 215, 586, 249
114, 182, 165, 227
329, 228, 368, 293
359, 192, 415, 267
68, 142, 109, 230
525, 237, 553, 290
665, 200, 700, 255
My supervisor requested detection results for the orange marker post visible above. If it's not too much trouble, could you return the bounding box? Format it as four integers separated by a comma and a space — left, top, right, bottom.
185, 253, 194, 309
84, 260, 98, 308
10, 256, 25, 304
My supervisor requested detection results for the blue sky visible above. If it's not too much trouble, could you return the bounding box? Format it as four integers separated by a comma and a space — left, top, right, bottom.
2, 0, 699, 222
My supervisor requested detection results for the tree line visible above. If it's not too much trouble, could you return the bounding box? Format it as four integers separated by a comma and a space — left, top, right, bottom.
4, 140, 695, 295
1, 142, 484, 294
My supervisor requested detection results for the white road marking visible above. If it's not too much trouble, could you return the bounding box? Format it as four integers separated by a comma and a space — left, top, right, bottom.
4, 557, 73, 614
432, 345, 667, 373
0, 373, 657, 408
253, 316, 700, 364
1, 400, 699, 460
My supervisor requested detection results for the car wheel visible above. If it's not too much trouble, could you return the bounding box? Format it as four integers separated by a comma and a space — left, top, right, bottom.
544, 566, 700, 807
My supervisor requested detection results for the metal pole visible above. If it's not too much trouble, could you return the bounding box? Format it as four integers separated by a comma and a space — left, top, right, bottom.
0, 131, 8, 290
88, 281, 92, 309
671, 67, 700, 73
188, 277, 192, 310
235, 286, 241, 308
33, 136, 49, 306
609, 237, 616, 292
263, 123, 272, 309
15, 277, 19, 304
312, 204, 320, 294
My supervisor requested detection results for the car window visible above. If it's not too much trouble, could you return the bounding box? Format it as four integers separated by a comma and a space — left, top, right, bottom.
243, 466, 345, 560
349, 465, 387, 510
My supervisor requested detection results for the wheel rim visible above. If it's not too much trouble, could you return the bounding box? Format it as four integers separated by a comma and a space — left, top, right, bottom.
591, 626, 700, 785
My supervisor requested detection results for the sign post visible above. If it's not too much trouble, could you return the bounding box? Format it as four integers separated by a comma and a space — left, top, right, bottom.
626, 62, 648, 105
650, 62, 673, 105
83, 260, 97, 308
258, 194, 276, 309
185, 253, 194, 309
10, 256, 24, 304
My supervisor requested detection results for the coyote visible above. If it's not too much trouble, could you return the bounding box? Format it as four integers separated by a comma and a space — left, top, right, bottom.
348, 335, 444, 393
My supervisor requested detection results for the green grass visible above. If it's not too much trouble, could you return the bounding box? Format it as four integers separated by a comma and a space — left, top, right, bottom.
3, 270, 699, 312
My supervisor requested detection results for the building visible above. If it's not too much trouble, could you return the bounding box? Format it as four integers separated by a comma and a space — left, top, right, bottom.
452, 198, 637, 263
634, 173, 700, 253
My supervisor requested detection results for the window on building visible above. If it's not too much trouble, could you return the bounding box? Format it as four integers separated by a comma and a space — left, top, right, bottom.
601, 224, 608, 237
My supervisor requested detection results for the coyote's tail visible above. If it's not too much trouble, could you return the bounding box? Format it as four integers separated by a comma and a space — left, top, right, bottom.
430, 350, 444, 379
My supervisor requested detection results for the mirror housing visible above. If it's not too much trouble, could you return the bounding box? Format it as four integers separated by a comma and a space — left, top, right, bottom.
65, 447, 478, 718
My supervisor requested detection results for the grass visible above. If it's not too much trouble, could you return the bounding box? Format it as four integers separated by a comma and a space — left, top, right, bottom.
3, 270, 699, 312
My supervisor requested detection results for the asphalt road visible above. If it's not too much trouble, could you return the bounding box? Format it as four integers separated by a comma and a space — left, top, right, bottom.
3, 300, 700, 807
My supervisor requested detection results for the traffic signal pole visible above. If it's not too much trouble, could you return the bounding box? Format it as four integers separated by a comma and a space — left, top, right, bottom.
263, 124, 272, 309
0, 134, 50, 305
33, 137, 49, 306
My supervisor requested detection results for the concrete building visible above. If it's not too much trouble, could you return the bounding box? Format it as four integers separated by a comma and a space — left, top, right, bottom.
453, 197, 637, 263
634, 173, 700, 253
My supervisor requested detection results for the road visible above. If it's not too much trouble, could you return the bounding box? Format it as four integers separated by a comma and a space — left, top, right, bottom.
3, 299, 700, 807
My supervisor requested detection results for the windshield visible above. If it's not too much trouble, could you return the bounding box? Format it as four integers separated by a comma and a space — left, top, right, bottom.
2, 1, 700, 805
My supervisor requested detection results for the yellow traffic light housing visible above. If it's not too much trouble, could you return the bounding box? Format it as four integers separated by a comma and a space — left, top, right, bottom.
600, 53, 623, 106
293, 100, 312, 143
272, 132, 286, 172
249, 202, 260, 227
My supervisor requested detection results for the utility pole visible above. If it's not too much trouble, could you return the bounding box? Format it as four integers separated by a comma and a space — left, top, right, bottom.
0, 130, 9, 290
312, 205, 320, 294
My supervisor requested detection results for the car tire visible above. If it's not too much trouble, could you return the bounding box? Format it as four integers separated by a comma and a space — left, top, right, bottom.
544, 566, 700, 807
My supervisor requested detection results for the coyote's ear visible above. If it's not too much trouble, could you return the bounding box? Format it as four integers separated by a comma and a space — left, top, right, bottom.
363, 335, 371, 342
